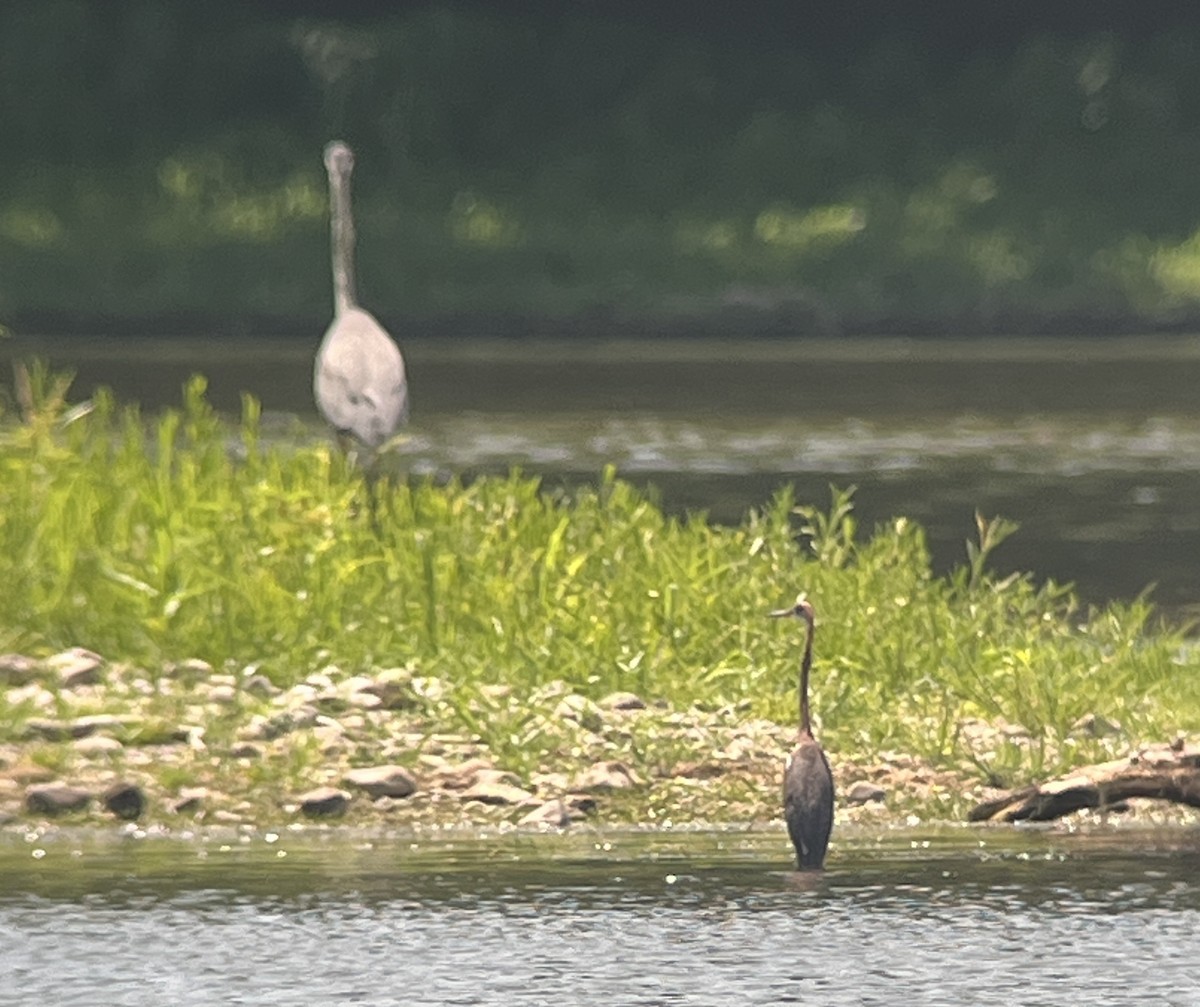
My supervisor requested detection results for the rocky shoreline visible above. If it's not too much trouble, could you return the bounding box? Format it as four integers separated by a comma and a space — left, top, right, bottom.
4, 648, 1196, 837
0, 646, 967, 830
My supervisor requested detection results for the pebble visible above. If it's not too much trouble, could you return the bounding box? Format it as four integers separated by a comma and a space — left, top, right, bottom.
163, 658, 214, 679
599, 691, 647, 711
432, 758, 498, 791
343, 765, 418, 799
205, 684, 238, 705
845, 781, 887, 806
1071, 712, 1123, 738
296, 786, 351, 818
460, 780, 536, 806
170, 787, 209, 814
356, 669, 420, 711
571, 760, 641, 791
25, 783, 92, 816
518, 798, 572, 827
74, 735, 124, 756
47, 648, 106, 688
102, 781, 146, 820
554, 694, 604, 732
242, 674, 279, 698
0, 653, 38, 685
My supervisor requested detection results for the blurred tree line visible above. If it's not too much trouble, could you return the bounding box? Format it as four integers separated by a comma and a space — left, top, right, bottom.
4, 0, 1200, 337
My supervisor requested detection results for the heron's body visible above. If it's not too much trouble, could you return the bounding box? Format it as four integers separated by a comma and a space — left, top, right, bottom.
315, 306, 407, 448
313, 140, 408, 452
784, 733, 834, 869
772, 596, 835, 871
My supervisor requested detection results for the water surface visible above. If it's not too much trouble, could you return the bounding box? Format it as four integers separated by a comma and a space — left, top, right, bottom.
2, 826, 1198, 1006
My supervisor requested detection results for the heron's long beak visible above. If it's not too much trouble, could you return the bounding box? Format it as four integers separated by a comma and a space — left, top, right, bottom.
769, 608, 793, 618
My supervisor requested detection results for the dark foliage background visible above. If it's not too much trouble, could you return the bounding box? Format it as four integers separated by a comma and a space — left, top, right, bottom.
4, 1, 1200, 336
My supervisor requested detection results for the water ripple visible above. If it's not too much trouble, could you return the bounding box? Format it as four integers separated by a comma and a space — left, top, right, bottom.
403, 414, 1200, 479
2, 831, 1198, 1006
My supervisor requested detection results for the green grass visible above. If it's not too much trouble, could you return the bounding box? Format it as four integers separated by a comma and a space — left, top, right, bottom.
2, 363, 1197, 795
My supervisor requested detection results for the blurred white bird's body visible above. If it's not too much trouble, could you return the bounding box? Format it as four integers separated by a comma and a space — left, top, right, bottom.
313, 140, 408, 452
315, 305, 408, 449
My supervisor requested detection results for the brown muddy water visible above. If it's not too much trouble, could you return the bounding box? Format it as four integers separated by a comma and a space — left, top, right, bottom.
2, 825, 1199, 1006
5, 333, 1199, 616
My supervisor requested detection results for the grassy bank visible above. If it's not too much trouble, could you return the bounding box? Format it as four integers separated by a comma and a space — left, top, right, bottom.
1, 368, 1198, 831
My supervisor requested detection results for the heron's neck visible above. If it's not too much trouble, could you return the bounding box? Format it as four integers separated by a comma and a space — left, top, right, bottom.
329, 169, 359, 315
799, 616, 814, 736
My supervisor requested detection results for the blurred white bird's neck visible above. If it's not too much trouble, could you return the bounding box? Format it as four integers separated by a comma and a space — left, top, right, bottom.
328, 168, 359, 315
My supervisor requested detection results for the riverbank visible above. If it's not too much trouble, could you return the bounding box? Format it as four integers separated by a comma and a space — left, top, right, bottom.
0, 643, 956, 831
4, 645, 1198, 838
3, 375, 1199, 838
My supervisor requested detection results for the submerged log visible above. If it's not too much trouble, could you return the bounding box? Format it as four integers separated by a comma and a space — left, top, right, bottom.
969, 740, 1200, 823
